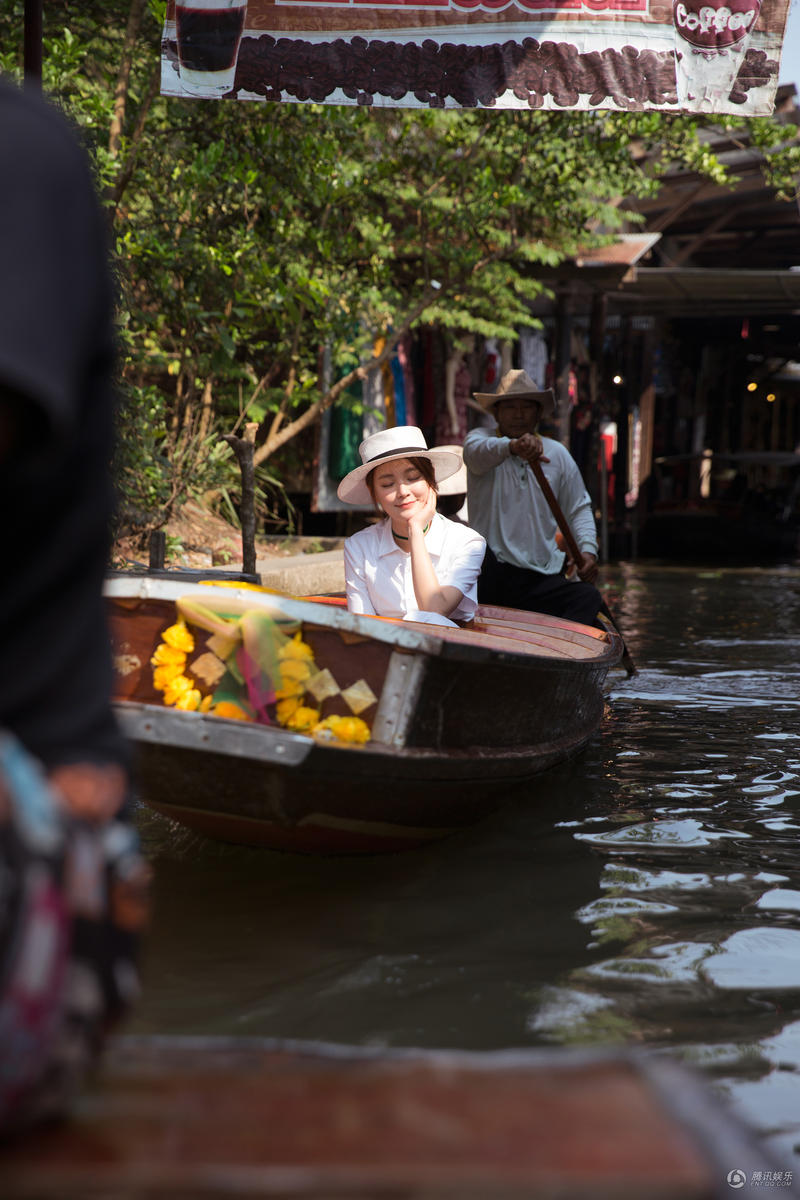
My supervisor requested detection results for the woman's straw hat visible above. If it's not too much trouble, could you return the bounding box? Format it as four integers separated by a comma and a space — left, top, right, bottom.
431, 446, 467, 495
337, 426, 462, 506
474, 369, 555, 415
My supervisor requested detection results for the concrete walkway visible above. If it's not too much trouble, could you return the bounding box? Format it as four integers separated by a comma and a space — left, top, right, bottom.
256, 548, 345, 597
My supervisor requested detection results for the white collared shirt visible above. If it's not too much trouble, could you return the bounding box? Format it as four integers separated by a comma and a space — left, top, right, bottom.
463, 427, 598, 573
344, 512, 486, 621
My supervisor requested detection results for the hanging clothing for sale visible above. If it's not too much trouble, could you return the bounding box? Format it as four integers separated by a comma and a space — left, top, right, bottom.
327, 383, 363, 482
372, 334, 396, 429
397, 335, 417, 427
381, 361, 396, 428
518, 327, 548, 389
481, 337, 501, 393
421, 328, 436, 430
361, 362, 386, 439
436, 351, 471, 445
390, 354, 407, 425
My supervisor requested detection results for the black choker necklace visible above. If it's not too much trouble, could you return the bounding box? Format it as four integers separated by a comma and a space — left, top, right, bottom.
393, 522, 430, 541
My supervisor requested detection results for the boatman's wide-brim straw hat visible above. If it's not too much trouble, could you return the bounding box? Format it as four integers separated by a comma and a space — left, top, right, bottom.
474, 369, 555, 416
337, 425, 463, 506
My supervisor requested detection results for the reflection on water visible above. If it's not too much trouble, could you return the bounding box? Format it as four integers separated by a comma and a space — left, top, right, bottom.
130, 563, 800, 1166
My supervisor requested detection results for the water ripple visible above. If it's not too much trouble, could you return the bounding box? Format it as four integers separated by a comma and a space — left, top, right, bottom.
612, 668, 800, 711
131, 563, 800, 1165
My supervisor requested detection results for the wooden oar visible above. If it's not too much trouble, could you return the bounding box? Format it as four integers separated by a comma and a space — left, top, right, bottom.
529, 460, 637, 676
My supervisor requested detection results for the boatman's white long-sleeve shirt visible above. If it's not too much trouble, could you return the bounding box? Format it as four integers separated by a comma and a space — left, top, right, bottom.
462, 427, 598, 574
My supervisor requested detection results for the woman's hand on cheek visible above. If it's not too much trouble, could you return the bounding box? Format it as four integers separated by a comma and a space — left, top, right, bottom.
408, 487, 437, 534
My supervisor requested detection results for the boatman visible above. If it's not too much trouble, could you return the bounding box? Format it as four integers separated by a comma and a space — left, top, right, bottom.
462, 370, 612, 632
0, 75, 149, 1134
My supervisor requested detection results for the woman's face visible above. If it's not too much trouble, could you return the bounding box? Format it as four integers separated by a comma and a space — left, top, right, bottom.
370, 457, 431, 521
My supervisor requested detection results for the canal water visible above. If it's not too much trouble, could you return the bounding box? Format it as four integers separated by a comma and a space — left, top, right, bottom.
129, 562, 800, 1168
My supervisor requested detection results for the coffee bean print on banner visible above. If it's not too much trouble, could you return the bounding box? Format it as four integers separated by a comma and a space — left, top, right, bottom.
233, 34, 777, 108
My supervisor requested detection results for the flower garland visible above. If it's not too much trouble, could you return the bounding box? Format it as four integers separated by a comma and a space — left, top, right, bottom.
150, 618, 371, 745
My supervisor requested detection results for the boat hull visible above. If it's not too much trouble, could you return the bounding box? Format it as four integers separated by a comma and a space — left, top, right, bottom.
117, 693, 608, 854
107, 579, 621, 854
2, 1035, 782, 1198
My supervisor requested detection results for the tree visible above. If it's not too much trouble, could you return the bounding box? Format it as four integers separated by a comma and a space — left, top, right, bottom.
2, 0, 798, 536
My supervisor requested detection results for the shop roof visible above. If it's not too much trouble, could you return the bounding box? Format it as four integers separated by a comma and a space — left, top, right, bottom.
609, 267, 800, 316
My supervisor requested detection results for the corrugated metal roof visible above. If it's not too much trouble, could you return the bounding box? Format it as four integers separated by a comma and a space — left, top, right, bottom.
609, 268, 800, 315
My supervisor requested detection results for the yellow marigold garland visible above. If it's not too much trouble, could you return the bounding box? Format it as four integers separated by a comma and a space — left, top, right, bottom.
275, 697, 300, 724
150, 611, 371, 741
280, 632, 315, 662
313, 715, 371, 745
279, 658, 313, 684
173, 686, 203, 711
150, 620, 200, 712
161, 622, 195, 653
285, 705, 321, 733
151, 643, 187, 667
213, 700, 253, 722
152, 662, 185, 692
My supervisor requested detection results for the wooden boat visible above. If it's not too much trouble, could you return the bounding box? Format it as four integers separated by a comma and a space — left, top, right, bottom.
106, 576, 623, 854
1, 1035, 785, 1198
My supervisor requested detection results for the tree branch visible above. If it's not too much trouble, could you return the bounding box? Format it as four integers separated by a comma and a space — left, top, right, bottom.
252, 286, 440, 468
109, 63, 161, 217
108, 0, 147, 159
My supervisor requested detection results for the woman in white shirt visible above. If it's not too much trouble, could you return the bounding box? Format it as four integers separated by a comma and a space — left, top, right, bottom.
337, 427, 486, 627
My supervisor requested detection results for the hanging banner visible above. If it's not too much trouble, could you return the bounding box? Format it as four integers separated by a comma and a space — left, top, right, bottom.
161, 0, 791, 114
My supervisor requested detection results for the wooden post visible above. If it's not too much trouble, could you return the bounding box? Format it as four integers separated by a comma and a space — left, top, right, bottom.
148, 530, 166, 570
24, 0, 42, 89
586, 291, 608, 512
613, 318, 632, 549
599, 445, 609, 564
554, 290, 573, 447
223, 422, 259, 577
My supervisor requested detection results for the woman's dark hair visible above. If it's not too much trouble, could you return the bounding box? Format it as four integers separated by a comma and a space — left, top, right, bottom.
367, 455, 438, 506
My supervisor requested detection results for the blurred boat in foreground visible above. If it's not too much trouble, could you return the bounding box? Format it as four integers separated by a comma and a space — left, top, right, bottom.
1, 1035, 786, 1198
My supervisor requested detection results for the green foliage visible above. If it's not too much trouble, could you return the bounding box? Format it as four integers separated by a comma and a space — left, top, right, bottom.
2, 1, 797, 534
112, 381, 172, 533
